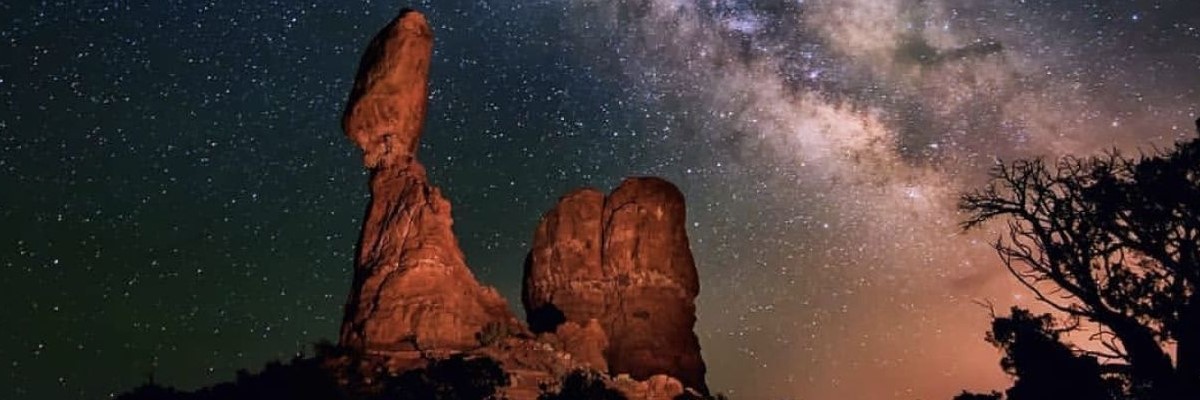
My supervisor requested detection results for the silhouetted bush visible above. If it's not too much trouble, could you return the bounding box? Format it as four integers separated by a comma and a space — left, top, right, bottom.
539, 370, 627, 400
117, 379, 188, 400
952, 391, 1002, 400
115, 353, 342, 400
369, 354, 509, 400
955, 308, 1123, 400
115, 343, 509, 400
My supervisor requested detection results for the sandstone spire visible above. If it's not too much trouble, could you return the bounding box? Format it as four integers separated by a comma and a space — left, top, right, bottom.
338, 9, 517, 355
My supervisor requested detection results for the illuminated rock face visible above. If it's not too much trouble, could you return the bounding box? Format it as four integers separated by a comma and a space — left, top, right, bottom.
337, 8, 707, 398
341, 9, 432, 170
524, 177, 708, 394
338, 9, 517, 354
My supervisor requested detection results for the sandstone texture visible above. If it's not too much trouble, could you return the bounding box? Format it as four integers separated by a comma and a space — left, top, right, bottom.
554, 319, 610, 371
342, 9, 432, 169
338, 9, 518, 354
611, 374, 691, 400
523, 177, 708, 393
336, 9, 710, 399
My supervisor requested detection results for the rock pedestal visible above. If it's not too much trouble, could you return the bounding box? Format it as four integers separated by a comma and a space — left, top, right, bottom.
338, 9, 517, 355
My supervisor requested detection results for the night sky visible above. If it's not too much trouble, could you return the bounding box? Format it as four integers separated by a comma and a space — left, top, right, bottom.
2, 1, 1199, 399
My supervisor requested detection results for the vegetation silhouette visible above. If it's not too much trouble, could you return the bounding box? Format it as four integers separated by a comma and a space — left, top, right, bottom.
538, 370, 628, 400
367, 354, 509, 400
534, 369, 731, 400
956, 120, 1200, 399
115, 341, 508, 400
115, 341, 738, 400
116, 352, 341, 400
953, 308, 1123, 400
952, 391, 1002, 400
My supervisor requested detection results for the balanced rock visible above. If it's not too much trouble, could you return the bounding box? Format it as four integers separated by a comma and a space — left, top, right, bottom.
342, 9, 432, 168
335, 8, 710, 398
338, 9, 517, 355
523, 177, 708, 393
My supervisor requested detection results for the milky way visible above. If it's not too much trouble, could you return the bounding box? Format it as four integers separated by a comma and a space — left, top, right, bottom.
2, 1, 1198, 399
557, 1, 1200, 397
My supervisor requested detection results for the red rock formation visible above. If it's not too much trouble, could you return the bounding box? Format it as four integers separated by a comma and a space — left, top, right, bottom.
338, 9, 517, 355
342, 9, 432, 169
555, 319, 609, 371
523, 188, 607, 333
610, 374, 692, 400
524, 177, 708, 393
335, 8, 710, 398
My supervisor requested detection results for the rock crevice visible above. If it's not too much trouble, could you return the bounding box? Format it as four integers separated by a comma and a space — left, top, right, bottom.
338, 9, 517, 355
337, 8, 708, 398
524, 178, 708, 393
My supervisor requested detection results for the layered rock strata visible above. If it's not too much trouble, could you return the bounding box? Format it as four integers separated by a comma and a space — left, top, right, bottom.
523, 178, 708, 393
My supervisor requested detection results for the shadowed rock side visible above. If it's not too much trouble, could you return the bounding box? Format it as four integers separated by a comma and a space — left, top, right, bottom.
524, 177, 708, 394
338, 9, 517, 355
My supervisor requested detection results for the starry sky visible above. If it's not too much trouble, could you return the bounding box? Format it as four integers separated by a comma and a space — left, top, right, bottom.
2, 1, 1198, 399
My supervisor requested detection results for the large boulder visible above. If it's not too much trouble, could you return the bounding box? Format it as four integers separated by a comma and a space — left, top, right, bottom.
341, 9, 432, 168
338, 9, 518, 355
524, 177, 708, 393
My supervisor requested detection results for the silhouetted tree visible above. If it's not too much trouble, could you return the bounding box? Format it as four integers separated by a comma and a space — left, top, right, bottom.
538, 370, 627, 400
960, 122, 1200, 399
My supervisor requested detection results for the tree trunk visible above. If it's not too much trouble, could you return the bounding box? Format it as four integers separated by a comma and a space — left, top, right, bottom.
1174, 297, 1200, 399
1105, 314, 1179, 398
